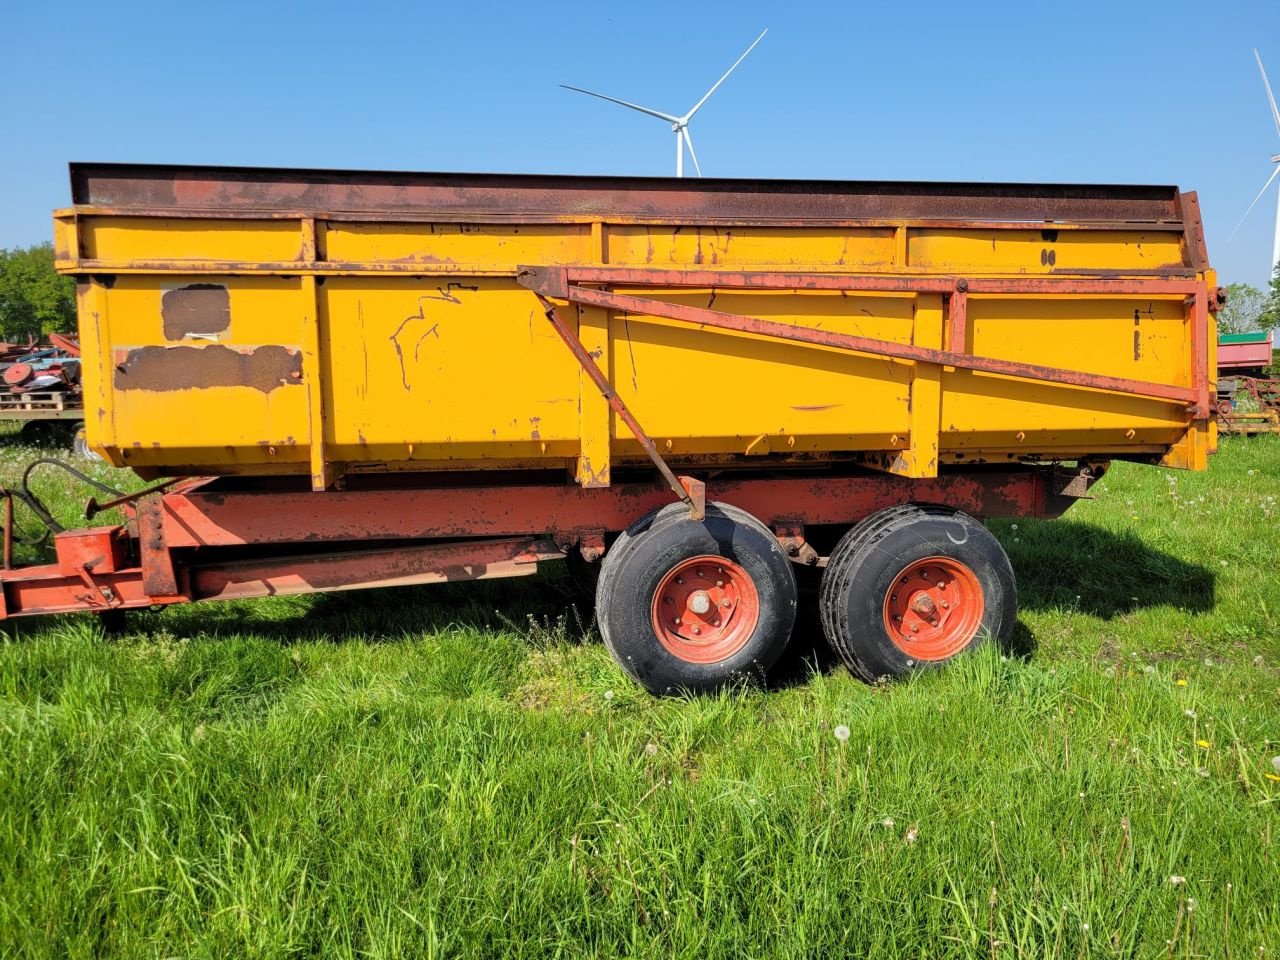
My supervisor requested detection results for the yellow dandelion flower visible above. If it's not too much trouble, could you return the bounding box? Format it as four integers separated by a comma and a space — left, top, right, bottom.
1196, 739, 1211, 749
1175, 679, 1188, 687
1265, 773, 1280, 783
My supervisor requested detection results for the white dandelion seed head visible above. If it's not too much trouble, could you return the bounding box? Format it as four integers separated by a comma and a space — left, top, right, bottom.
1081, 922, 1090, 932
644, 742, 658, 756
1186, 898, 1197, 913
1144, 665, 1157, 675
882, 817, 896, 828
1184, 709, 1197, 719
1169, 874, 1186, 885
1010, 523, 1018, 531
603, 689, 614, 701
1220, 560, 1229, 567
904, 826, 919, 845
1271, 756, 1280, 775
833, 724, 851, 743
1196, 767, 1210, 778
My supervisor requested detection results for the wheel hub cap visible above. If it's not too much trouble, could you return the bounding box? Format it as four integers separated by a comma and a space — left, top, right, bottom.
883, 556, 984, 661
650, 555, 760, 664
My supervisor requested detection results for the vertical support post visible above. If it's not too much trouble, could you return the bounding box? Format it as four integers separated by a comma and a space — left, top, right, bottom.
79, 278, 113, 457
300, 273, 331, 491
578, 222, 611, 487
893, 225, 909, 268
137, 496, 180, 598
590, 221, 606, 264
894, 293, 944, 478
947, 281, 969, 354
300, 215, 318, 263
576, 303, 612, 487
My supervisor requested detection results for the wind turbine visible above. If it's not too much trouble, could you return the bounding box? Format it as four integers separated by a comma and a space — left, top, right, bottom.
1230, 48, 1280, 277
560, 29, 767, 177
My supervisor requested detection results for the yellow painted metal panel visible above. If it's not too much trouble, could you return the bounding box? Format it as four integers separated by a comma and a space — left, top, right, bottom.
84, 217, 305, 263
61, 189, 1211, 481
605, 226, 895, 269
909, 230, 1185, 274
317, 278, 581, 458
323, 222, 590, 271
608, 290, 912, 453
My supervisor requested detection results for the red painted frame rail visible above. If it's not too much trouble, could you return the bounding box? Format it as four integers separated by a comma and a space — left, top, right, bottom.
0, 467, 1078, 619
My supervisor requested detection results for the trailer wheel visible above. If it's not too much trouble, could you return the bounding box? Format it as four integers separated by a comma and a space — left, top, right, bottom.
596, 502, 796, 695
72, 424, 102, 461
819, 505, 1015, 682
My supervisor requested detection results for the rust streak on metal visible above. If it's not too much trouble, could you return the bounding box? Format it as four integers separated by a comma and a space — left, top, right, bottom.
113, 344, 303, 393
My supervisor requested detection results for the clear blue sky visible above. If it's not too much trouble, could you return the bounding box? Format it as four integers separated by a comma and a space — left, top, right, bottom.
3, 0, 1278, 288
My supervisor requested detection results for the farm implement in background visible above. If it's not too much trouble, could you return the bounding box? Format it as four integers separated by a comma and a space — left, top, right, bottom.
1216, 330, 1279, 435
0, 334, 86, 448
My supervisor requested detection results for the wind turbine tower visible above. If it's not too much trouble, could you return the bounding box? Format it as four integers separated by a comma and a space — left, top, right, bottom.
1232, 49, 1280, 277
561, 30, 768, 178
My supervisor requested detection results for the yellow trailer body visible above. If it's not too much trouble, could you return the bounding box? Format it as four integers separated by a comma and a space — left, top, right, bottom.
54, 165, 1217, 490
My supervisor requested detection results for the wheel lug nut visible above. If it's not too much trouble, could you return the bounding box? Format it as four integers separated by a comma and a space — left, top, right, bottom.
940, 600, 949, 609
716, 580, 724, 588
910, 624, 919, 634
664, 596, 673, 604
692, 626, 701, 635
721, 599, 731, 608
676, 577, 684, 585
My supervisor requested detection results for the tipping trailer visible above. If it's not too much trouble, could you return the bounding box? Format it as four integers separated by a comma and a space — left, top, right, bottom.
0, 164, 1218, 692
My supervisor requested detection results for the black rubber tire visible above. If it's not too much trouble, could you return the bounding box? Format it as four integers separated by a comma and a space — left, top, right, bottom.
596, 501, 797, 695
819, 504, 1016, 682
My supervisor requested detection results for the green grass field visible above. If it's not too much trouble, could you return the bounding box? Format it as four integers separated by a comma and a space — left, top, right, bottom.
0, 433, 1277, 958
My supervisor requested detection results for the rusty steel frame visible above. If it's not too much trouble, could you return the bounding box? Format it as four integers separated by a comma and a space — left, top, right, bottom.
68, 163, 1189, 226
518, 266, 1211, 412
0, 466, 1079, 619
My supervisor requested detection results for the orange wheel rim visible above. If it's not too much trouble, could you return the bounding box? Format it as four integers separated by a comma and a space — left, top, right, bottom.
650, 555, 760, 664
882, 556, 984, 661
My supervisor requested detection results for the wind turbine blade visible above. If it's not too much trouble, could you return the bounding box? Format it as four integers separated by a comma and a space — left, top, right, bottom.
682, 128, 703, 177
1256, 49, 1280, 139
682, 29, 768, 122
559, 85, 679, 123
1228, 163, 1280, 242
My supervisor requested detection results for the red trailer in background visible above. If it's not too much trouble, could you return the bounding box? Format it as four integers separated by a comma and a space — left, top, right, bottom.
1216, 330, 1279, 435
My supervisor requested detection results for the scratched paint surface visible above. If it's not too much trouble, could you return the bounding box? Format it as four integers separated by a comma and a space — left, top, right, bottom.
320, 278, 580, 455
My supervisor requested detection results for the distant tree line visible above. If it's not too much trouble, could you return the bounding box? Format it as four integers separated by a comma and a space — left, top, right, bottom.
0, 243, 76, 342
1219, 265, 1280, 335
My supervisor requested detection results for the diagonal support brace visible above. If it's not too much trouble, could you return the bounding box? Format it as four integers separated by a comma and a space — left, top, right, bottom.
531, 285, 698, 516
